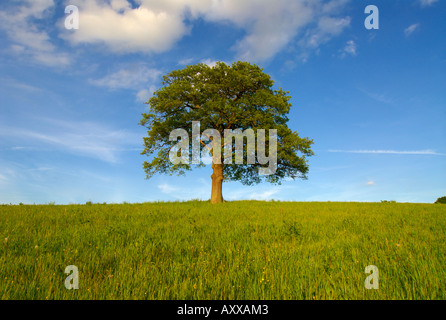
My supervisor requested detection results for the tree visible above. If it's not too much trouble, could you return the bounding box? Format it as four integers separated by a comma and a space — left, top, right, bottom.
435, 196, 446, 204
139, 61, 314, 204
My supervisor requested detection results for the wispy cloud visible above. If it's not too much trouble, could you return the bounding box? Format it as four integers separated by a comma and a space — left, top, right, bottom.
156, 178, 211, 200
178, 58, 232, 69
0, 118, 141, 163
0, 0, 71, 67
358, 88, 394, 104
340, 40, 357, 58
0, 77, 43, 92
329, 149, 445, 156
158, 183, 178, 194
297, 15, 351, 62
419, 0, 439, 7
366, 181, 375, 186
90, 65, 161, 90
90, 64, 161, 102
0, 0, 353, 65
223, 184, 290, 201
248, 189, 280, 200
404, 23, 420, 37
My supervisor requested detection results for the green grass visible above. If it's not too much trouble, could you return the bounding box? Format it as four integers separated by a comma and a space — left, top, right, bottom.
0, 201, 445, 300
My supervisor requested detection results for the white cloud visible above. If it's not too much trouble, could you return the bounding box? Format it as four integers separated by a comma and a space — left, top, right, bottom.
200, 59, 221, 68
300, 16, 351, 49
1, 0, 353, 65
0, 77, 43, 92
222, 184, 290, 201
328, 149, 445, 156
0, 118, 141, 163
63, 0, 191, 53
366, 181, 375, 186
0, 0, 71, 67
404, 23, 420, 37
158, 183, 178, 194
90, 65, 161, 89
358, 88, 394, 104
61, 0, 351, 62
248, 189, 279, 200
340, 40, 357, 57
178, 58, 195, 66
157, 178, 210, 200
419, 0, 439, 7
178, 58, 231, 69
90, 64, 162, 101
226, 0, 316, 62
136, 88, 156, 102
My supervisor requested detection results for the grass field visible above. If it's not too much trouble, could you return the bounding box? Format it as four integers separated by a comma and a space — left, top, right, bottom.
0, 201, 445, 300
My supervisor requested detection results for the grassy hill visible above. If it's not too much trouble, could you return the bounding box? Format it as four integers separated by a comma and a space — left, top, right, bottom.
1, 201, 445, 299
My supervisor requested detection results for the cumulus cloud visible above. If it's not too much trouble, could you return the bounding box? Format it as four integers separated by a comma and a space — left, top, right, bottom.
63, 0, 191, 53
1, 0, 353, 65
62, 0, 351, 62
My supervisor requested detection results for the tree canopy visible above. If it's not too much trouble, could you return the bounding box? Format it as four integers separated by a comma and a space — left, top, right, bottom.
139, 61, 314, 203
435, 196, 446, 204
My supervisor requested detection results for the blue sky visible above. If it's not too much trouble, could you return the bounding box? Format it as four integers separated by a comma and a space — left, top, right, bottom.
0, 0, 445, 204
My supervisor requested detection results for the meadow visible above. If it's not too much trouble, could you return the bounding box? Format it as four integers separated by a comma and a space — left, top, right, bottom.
0, 201, 445, 300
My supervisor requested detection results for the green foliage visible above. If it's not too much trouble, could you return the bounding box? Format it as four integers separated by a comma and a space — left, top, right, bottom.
435, 196, 446, 204
1, 202, 445, 299
140, 61, 314, 185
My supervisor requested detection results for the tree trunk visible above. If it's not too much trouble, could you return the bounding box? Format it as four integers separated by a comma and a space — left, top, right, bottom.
210, 163, 224, 204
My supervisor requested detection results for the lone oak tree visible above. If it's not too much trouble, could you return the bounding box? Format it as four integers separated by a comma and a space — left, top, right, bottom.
139, 61, 314, 204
